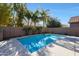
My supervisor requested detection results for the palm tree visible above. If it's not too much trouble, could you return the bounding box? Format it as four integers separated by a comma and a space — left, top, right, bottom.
40, 9, 50, 27
25, 9, 32, 26
13, 3, 27, 27
31, 10, 40, 27
0, 4, 12, 27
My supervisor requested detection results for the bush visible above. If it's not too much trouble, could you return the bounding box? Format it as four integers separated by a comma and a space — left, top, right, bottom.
23, 26, 33, 35
35, 26, 43, 34
23, 26, 43, 35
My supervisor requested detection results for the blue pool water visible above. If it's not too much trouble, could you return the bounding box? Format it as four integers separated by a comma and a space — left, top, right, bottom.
17, 34, 65, 53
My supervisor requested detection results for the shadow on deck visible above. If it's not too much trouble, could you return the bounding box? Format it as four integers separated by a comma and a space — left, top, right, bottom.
55, 37, 79, 53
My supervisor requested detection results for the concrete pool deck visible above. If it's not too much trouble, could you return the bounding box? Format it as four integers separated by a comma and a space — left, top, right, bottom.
31, 44, 79, 56
0, 37, 79, 56
0, 40, 79, 56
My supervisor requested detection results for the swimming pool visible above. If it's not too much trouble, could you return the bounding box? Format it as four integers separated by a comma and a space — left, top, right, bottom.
17, 34, 66, 53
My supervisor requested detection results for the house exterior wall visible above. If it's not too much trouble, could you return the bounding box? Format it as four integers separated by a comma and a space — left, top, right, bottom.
69, 16, 79, 28
70, 23, 79, 28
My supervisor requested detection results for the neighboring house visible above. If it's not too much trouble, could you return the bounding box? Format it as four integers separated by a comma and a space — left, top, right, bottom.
69, 16, 79, 28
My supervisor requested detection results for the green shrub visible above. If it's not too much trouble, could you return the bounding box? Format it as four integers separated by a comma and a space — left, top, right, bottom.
35, 26, 43, 33
23, 26, 43, 35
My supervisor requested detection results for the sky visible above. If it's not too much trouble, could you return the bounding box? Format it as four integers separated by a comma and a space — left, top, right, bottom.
27, 3, 79, 25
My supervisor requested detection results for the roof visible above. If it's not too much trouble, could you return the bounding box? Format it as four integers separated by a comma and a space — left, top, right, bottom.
69, 16, 79, 23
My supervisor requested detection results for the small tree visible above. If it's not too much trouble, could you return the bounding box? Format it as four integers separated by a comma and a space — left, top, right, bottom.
47, 17, 62, 28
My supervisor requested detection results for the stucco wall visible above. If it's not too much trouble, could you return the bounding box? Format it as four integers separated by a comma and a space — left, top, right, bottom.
3, 27, 26, 39
0, 27, 79, 41
47, 28, 79, 36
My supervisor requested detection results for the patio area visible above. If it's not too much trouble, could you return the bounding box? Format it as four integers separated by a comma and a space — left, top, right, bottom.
0, 36, 79, 56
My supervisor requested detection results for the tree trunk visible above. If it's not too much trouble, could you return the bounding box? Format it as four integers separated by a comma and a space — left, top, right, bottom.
27, 20, 30, 26
43, 21, 46, 27
34, 22, 36, 27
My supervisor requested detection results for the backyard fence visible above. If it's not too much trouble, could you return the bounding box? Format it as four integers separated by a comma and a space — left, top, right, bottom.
3, 27, 26, 39
0, 29, 3, 41
0, 27, 26, 40
0, 27, 79, 41
47, 28, 79, 36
